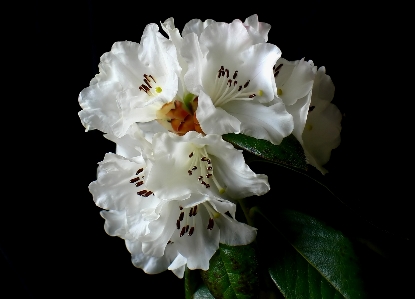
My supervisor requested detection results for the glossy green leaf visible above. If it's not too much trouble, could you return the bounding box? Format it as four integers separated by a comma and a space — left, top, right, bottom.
253, 208, 366, 299
194, 284, 216, 299
200, 243, 259, 299
222, 133, 307, 171
185, 267, 203, 299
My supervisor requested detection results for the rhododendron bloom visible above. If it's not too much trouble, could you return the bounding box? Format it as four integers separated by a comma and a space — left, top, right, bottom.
78, 23, 181, 137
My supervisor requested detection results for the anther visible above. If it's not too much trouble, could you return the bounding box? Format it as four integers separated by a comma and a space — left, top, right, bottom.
176, 220, 180, 229
234, 81, 238, 86
136, 168, 144, 175
185, 225, 189, 233
179, 212, 184, 221
249, 94, 256, 98
144, 191, 153, 197
201, 157, 208, 161
135, 181, 144, 187
244, 80, 250, 88
188, 227, 194, 236
189, 208, 193, 217
137, 190, 147, 196
207, 159, 211, 164
274, 64, 283, 71
233, 71, 238, 79
206, 174, 212, 178
189, 152, 193, 158
198, 176, 203, 181
309, 106, 315, 112
227, 79, 232, 86
207, 218, 214, 230
238, 86, 242, 91
188, 170, 193, 175
192, 166, 197, 170
130, 177, 140, 183
225, 69, 229, 78
274, 71, 279, 77
149, 75, 156, 83
205, 184, 210, 188
179, 206, 183, 210
144, 79, 152, 88
207, 166, 213, 171
180, 227, 186, 237
192, 206, 198, 216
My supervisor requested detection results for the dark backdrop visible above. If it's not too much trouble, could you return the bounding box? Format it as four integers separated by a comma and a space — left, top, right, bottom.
2, 1, 411, 298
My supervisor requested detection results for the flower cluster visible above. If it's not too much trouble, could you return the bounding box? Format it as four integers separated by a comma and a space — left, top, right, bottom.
79, 15, 341, 277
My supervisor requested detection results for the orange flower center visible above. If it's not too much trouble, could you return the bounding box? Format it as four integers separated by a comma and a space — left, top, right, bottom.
156, 97, 204, 136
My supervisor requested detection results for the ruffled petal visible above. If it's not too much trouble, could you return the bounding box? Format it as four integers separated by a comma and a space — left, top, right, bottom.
196, 90, 241, 135
221, 98, 293, 145
215, 213, 257, 245
182, 19, 216, 38
100, 210, 129, 238
244, 14, 271, 42
126, 239, 178, 275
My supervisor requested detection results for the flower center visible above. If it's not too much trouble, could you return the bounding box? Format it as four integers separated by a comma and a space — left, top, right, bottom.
211, 66, 262, 106
156, 98, 204, 136
187, 147, 225, 194
175, 201, 220, 237
138, 74, 163, 96
129, 167, 154, 197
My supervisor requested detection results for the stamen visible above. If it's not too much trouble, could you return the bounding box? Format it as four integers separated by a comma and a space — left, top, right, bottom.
189, 152, 194, 158
249, 94, 256, 98
130, 177, 140, 183
244, 80, 250, 88
189, 208, 193, 217
136, 168, 144, 175
144, 191, 153, 197
274, 64, 283, 72
188, 227, 194, 236
179, 212, 184, 221
188, 170, 193, 175
192, 166, 197, 170
135, 181, 144, 187
179, 206, 183, 210
309, 106, 315, 112
198, 176, 203, 181
185, 225, 189, 233
137, 190, 147, 196
176, 220, 180, 229
180, 227, 186, 237
192, 205, 198, 216
233, 71, 238, 79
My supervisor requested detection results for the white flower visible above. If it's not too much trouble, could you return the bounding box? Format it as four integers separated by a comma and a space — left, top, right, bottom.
90, 126, 268, 274
302, 67, 342, 174
177, 19, 293, 144
78, 23, 181, 138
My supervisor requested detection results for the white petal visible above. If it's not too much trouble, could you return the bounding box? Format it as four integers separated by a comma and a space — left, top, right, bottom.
311, 66, 335, 104
126, 239, 177, 274
172, 205, 220, 270
244, 14, 271, 42
182, 19, 216, 37
196, 90, 241, 135
167, 253, 187, 279
100, 210, 128, 238
78, 81, 135, 136
104, 123, 152, 159
277, 58, 316, 106
221, 99, 293, 145
216, 214, 257, 245
303, 103, 342, 174
285, 92, 312, 144
181, 33, 205, 95
89, 153, 143, 211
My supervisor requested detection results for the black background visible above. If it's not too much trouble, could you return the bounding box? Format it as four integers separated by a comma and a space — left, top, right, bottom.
3, 1, 411, 298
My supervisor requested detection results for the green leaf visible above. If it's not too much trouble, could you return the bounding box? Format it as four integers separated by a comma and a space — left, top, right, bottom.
222, 133, 307, 171
252, 208, 366, 299
200, 243, 260, 299
194, 284, 216, 299
185, 267, 204, 299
